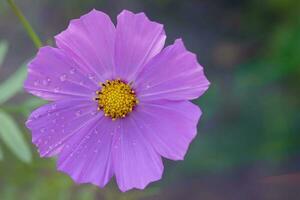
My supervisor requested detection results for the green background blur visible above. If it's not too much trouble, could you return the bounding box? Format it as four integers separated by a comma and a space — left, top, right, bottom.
0, 0, 300, 199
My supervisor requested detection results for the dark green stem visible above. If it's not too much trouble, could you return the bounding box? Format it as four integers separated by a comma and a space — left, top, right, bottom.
6, 0, 42, 49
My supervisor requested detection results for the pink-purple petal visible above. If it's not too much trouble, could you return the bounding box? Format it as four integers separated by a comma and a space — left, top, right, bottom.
132, 100, 201, 160
114, 10, 166, 81
112, 117, 163, 192
55, 9, 116, 82
57, 116, 114, 188
24, 46, 97, 101
24, 9, 210, 192
134, 39, 210, 101
26, 99, 99, 157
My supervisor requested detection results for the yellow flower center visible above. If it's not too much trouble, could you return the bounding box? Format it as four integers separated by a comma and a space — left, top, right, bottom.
95, 80, 138, 120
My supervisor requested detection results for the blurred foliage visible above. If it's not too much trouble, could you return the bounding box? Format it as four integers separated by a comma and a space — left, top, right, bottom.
0, 0, 300, 199
0, 40, 8, 69
180, 0, 300, 174
0, 62, 27, 104
0, 40, 32, 163
0, 110, 31, 163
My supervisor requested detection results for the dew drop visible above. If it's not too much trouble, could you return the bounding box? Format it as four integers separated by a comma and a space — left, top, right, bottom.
51, 104, 57, 110
132, 140, 137, 146
91, 111, 97, 115
47, 111, 51, 117
76, 110, 82, 116
40, 128, 46, 133
42, 79, 49, 86
60, 74, 67, 82
88, 74, 95, 80
54, 87, 60, 93
70, 68, 76, 74
34, 81, 39, 86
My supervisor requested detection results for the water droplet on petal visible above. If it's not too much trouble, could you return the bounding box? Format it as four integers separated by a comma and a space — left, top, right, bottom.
42, 79, 48, 86
34, 81, 39, 86
54, 87, 60, 93
91, 111, 97, 115
60, 74, 67, 82
40, 128, 46, 133
70, 68, 76, 74
88, 74, 95, 80
51, 104, 57, 110
132, 140, 137, 146
76, 110, 82, 116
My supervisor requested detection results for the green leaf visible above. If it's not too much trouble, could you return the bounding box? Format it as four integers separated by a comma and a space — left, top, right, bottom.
0, 145, 3, 160
0, 63, 27, 104
0, 110, 32, 163
0, 40, 9, 68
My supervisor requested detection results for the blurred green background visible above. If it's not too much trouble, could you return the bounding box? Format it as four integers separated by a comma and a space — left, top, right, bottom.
0, 0, 300, 199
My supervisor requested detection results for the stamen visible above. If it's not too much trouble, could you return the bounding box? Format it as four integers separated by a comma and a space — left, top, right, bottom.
95, 79, 138, 120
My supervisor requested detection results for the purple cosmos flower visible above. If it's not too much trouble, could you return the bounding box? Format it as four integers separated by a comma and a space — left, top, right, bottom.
24, 9, 210, 192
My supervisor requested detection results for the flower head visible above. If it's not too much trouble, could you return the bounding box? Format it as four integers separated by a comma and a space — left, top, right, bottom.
24, 9, 210, 192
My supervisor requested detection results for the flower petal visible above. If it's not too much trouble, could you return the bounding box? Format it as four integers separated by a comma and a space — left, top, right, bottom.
132, 100, 201, 160
112, 117, 163, 192
57, 116, 114, 188
134, 39, 210, 101
24, 46, 98, 101
26, 99, 100, 157
115, 10, 166, 81
55, 9, 116, 82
